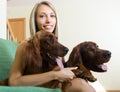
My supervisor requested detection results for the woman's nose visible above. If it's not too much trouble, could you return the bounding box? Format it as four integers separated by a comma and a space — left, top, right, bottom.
46, 16, 51, 23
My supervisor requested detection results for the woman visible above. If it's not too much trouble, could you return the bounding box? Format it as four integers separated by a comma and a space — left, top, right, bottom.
9, 1, 96, 92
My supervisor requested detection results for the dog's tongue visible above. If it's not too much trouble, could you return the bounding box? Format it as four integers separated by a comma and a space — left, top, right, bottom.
98, 64, 107, 71
56, 58, 64, 69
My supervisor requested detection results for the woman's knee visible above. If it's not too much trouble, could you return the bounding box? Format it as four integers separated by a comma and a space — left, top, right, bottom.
63, 78, 96, 92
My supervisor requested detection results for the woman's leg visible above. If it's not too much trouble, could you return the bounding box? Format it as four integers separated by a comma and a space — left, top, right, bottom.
64, 78, 96, 92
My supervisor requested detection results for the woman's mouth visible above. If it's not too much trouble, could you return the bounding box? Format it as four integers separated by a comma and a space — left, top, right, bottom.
43, 25, 53, 29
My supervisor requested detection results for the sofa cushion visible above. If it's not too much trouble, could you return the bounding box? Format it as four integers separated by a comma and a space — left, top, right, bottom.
0, 86, 61, 92
0, 38, 19, 80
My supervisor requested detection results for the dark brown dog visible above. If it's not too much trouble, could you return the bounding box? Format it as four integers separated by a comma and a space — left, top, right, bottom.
0, 30, 69, 86
65, 41, 111, 82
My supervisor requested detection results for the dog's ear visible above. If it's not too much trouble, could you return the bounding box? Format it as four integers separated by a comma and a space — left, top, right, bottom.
67, 44, 83, 66
23, 35, 42, 69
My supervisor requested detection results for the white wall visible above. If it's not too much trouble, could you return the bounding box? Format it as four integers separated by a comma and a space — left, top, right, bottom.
7, 0, 120, 90
0, 0, 6, 39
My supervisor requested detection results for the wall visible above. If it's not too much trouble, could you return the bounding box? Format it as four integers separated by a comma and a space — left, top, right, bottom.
7, 6, 31, 38
7, 0, 120, 91
0, 0, 6, 39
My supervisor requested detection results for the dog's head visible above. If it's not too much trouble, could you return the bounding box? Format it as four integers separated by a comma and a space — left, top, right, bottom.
37, 31, 69, 57
67, 41, 111, 72
79, 41, 111, 72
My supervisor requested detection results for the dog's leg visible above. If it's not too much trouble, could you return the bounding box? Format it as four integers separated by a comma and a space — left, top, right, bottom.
73, 64, 97, 82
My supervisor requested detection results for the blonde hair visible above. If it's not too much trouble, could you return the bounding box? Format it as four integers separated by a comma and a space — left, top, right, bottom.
29, 1, 58, 37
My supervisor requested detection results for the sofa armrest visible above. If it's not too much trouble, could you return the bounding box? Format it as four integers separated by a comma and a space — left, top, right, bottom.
0, 38, 19, 80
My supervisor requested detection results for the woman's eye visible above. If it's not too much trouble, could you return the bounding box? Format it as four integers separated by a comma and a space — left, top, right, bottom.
39, 15, 46, 18
50, 14, 56, 18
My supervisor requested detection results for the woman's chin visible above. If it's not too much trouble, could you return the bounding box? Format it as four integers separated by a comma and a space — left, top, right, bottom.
45, 29, 54, 33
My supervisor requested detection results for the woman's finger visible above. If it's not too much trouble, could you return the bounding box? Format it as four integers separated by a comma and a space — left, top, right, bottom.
66, 67, 78, 70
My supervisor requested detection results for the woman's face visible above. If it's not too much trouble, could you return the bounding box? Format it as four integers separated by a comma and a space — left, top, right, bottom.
36, 4, 56, 33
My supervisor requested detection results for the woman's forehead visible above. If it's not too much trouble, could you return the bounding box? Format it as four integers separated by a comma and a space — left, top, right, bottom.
37, 4, 55, 15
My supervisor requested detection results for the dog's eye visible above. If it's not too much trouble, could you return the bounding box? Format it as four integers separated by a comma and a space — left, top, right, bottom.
96, 45, 99, 48
87, 47, 94, 51
86, 47, 90, 50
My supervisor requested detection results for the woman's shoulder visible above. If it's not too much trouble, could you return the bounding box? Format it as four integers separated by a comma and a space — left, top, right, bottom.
16, 40, 28, 52
19, 39, 28, 46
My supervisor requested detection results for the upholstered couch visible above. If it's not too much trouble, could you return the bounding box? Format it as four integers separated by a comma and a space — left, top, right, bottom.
0, 38, 61, 92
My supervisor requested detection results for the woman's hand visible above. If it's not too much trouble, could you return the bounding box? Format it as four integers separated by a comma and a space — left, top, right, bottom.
54, 67, 77, 82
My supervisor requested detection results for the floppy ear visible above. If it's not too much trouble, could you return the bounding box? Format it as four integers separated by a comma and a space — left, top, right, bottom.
67, 44, 83, 67
23, 35, 42, 69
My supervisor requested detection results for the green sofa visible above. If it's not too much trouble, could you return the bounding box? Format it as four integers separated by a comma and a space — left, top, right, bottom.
0, 38, 61, 92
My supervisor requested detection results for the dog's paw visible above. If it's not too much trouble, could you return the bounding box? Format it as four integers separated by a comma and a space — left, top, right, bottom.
76, 71, 97, 82
72, 69, 83, 76
86, 76, 97, 82
77, 74, 97, 82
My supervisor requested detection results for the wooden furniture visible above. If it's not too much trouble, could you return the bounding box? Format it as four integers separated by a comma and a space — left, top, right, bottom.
7, 18, 26, 42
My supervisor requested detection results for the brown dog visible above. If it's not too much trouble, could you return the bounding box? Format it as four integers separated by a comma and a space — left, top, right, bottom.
65, 41, 111, 82
0, 30, 69, 86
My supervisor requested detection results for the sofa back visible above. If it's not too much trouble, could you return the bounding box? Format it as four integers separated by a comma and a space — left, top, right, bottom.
0, 38, 19, 80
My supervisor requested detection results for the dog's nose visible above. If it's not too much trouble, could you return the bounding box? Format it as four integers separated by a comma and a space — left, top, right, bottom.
104, 51, 111, 58
64, 48, 69, 53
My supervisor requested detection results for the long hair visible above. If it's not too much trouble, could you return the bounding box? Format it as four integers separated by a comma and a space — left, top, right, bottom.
29, 1, 58, 37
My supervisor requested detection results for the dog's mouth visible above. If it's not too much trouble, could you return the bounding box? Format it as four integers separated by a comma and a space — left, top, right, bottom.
89, 57, 110, 72
97, 63, 107, 71
47, 53, 64, 68
47, 53, 58, 65
96, 58, 110, 71
56, 58, 64, 68
90, 63, 108, 72
47, 53, 57, 60
93, 58, 110, 72
94, 51, 111, 72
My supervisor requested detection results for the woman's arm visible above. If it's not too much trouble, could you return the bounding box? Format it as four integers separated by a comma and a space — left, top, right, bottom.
9, 71, 57, 86
9, 67, 76, 86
